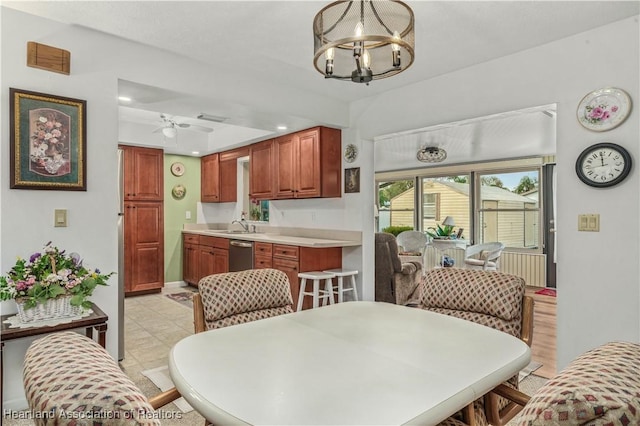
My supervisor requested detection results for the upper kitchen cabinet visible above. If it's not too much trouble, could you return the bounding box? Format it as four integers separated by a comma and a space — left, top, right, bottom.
249, 139, 276, 200
219, 147, 249, 202
274, 126, 341, 199
202, 148, 249, 203
201, 153, 220, 202
121, 145, 163, 201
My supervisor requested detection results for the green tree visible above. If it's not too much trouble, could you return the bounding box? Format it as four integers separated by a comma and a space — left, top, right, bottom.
514, 176, 538, 194
481, 176, 504, 188
379, 180, 413, 206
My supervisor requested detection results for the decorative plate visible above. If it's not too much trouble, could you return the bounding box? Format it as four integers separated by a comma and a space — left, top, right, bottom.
170, 162, 185, 176
171, 184, 186, 199
577, 87, 631, 132
344, 144, 358, 163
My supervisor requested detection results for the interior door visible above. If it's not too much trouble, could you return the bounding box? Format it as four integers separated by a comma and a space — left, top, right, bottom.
543, 163, 557, 288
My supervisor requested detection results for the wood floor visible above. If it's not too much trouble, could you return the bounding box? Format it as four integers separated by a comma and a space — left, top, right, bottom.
525, 286, 557, 379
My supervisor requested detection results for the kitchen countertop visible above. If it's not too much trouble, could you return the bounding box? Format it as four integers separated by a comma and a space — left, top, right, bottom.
183, 229, 361, 248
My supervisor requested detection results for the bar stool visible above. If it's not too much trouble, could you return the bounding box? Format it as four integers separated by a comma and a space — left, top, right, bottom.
297, 271, 336, 311
322, 268, 359, 303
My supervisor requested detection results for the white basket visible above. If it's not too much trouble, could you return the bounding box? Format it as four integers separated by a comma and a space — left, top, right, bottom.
16, 296, 83, 323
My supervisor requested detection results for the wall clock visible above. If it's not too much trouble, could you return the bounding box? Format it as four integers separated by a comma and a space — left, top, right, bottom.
170, 162, 185, 176
344, 144, 358, 163
575, 142, 632, 187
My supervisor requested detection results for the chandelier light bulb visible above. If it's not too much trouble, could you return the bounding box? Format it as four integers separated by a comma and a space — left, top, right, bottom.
354, 21, 364, 37
326, 47, 335, 61
362, 49, 371, 69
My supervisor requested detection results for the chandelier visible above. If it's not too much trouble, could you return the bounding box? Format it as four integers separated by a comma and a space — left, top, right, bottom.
313, 0, 415, 84
417, 147, 447, 163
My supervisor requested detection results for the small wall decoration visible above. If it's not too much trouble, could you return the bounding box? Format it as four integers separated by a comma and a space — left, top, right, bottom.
345, 167, 360, 193
10, 88, 86, 190
170, 161, 185, 176
576, 87, 631, 132
171, 184, 187, 200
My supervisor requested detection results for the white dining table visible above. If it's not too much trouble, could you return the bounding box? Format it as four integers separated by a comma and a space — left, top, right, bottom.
169, 301, 530, 426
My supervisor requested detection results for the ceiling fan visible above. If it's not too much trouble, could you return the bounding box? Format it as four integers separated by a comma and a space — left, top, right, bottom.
153, 113, 213, 138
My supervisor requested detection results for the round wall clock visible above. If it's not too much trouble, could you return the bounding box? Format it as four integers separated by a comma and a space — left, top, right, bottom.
576, 87, 631, 132
170, 162, 185, 176
575, 142, 632, 188
344, 144, 358, 163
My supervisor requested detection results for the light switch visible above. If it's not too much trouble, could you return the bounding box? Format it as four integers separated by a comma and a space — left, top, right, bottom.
54, 209, 67, 227
578, 214, 599, 232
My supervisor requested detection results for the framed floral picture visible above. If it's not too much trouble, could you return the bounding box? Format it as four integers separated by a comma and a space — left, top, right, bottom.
10, 88, 87, 190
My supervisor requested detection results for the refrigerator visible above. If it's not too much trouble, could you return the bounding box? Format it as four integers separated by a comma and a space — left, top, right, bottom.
117, 148, 125, 360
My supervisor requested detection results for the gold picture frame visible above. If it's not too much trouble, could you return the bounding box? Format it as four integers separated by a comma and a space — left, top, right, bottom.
10, 88, 87, 190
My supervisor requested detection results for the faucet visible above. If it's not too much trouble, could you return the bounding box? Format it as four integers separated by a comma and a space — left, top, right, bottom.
232, 213, 249, 232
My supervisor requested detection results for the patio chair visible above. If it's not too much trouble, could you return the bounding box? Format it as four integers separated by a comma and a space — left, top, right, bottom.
420, 268, 533, 426
396, 230, 429, 255
464, 242, 505, 271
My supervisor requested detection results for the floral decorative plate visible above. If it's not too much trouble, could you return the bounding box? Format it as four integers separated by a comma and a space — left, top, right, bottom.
344, 144, 358, 163
171, 184, 186, 200
577, 87, 631, 132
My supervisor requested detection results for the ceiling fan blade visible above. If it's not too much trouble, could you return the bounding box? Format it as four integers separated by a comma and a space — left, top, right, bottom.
176, 123, 191, 128
152, 127, 164, 133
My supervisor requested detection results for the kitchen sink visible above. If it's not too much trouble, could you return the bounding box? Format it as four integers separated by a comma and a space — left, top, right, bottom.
220, 230, 263, 234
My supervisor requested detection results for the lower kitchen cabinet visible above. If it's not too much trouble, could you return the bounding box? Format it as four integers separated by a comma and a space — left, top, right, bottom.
124, 201, 164, 294
183, 234, 229, 286
254, 242, 273, 269
183, 235, 200, 285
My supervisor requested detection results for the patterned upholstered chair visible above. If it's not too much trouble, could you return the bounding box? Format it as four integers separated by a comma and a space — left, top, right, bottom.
375, 232, 423, 305
23, 331, 179, 425
193, 268, 294, 332
447, 341, 640, 426
419, 268, 534, 426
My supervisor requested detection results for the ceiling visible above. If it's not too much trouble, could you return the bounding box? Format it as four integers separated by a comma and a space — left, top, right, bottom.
5, 1, 639, 157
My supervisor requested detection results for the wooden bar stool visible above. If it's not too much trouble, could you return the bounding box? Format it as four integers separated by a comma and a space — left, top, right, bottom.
322, 268, 359, 303
297, 271, 336, 311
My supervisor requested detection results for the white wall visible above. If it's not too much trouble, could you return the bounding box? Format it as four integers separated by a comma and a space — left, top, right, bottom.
0, 7, 351, 409
356, 16, 640, 369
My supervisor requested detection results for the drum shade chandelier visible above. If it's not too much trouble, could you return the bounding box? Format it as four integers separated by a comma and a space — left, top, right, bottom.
313, 0, 415, 84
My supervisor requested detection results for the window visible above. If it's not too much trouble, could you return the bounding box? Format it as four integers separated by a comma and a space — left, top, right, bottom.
422, 193, 439, 220
477, 170, 540, 249
377, 180, 414, 232
420, 176, 470, 239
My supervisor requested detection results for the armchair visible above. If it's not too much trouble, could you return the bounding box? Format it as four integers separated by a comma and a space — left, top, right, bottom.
375, 232, 423, 305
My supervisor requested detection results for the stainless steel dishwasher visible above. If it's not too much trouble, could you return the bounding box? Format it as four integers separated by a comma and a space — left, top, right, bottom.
229, 240, 254, 271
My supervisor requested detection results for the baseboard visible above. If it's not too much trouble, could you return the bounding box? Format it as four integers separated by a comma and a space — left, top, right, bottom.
164, 281, 188, 289
3, 396, 29, 412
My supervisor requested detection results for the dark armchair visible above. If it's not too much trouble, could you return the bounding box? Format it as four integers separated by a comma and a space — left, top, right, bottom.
375, 232, 423, 305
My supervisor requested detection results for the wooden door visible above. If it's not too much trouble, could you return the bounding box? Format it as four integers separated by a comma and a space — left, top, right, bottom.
274, 134, 297, 198
201, 153, 220, 202
183, 242, 199, 285
249, 140, 275, 200
125, 201, 164, 293
121, 146, 163, 201
218, 158, 237, 203
199, 246, 217, 282
212, 248, 229, 274
295, 128, 322, 198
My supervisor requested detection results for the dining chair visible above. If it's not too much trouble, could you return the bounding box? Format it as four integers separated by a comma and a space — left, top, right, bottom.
193, 268, 294, 332
464, 242, 505, 271
419, 268, 534, 426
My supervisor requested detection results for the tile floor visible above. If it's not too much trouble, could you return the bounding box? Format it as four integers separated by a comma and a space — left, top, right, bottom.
119, 286, 205, 425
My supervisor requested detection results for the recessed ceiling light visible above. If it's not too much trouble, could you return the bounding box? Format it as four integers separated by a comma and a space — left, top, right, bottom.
192, 151, 200, 155
277, 125, 287, 131
118, 96, 132, 102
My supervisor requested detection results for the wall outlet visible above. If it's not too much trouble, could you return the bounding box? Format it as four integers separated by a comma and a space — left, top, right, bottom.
185, 211, 191, 220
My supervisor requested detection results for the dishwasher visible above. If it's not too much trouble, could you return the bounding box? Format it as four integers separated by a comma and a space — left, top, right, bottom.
229, 240, 254, 271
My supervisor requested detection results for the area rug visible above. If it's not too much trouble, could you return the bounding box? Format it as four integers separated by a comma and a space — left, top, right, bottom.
141, 366, 193, 413
535, 288, 556, 297
165, 292, 194, 308
519, 360, 543, 382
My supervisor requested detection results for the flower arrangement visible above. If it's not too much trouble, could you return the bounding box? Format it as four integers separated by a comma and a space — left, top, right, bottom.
249, 197, 262, 221
0, 242, 113, 310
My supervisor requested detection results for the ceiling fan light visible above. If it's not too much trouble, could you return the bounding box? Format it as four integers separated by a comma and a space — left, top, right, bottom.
162, 126, 177, 138
417, 147, 447, 163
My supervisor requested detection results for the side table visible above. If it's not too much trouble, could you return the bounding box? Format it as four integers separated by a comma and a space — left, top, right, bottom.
1, 302, 108, 410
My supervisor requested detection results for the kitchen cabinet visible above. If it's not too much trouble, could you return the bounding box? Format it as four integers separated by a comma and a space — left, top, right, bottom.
249, 139, 275, 200
201, 153, 220, 202
197, 236, 229, 284
121, 145, 163, 201
254, 242, 273, 269
124, 201, 164, 294
272, 244, 342, 311
183, 234, 200, 286
202, 148, 249, 203
273, 126, 341, 199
